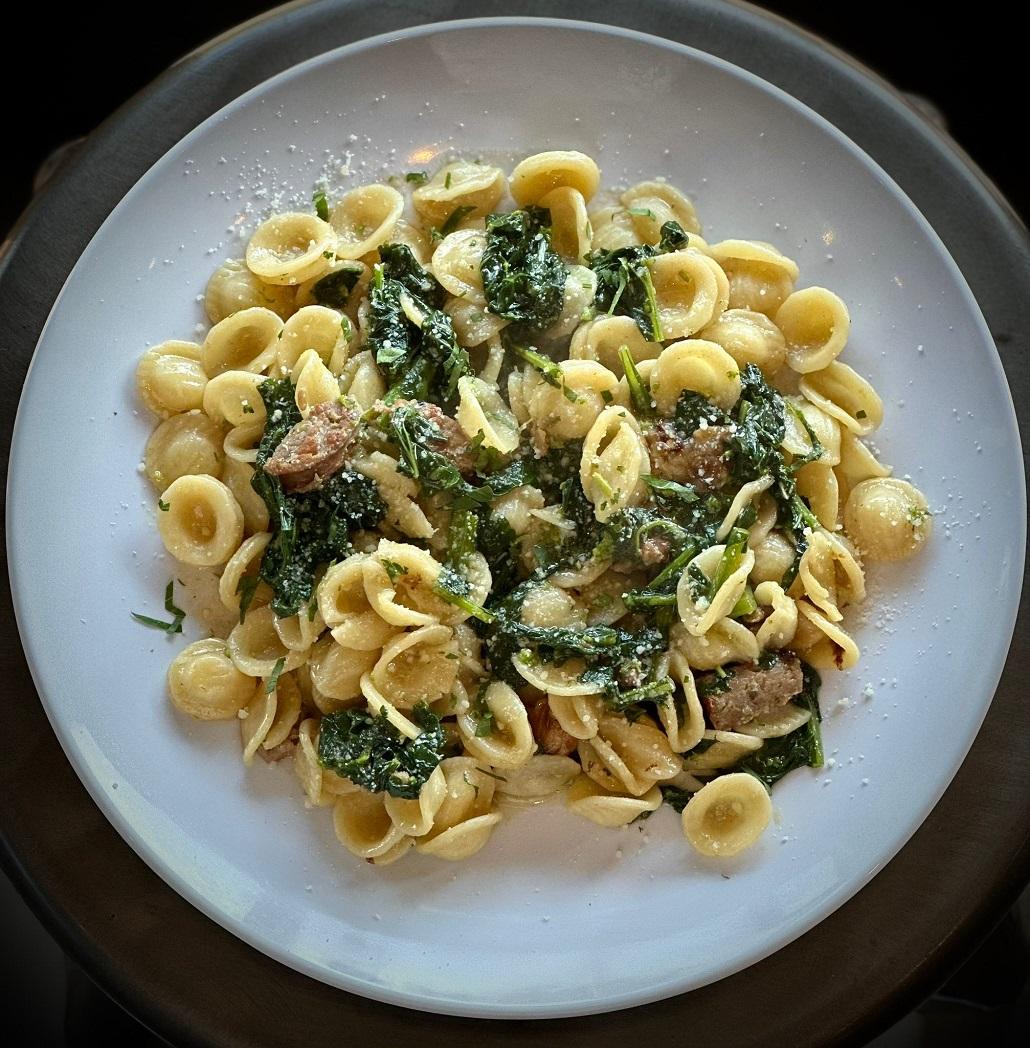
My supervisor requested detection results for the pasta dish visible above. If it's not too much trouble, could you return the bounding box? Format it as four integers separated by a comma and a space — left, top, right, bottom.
135, 150, 931, 865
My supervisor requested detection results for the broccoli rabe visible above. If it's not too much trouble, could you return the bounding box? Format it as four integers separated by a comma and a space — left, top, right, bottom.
366, 247, 471, 404
317, 702, 445, 799
481, 207, 567, 332
250, 379, 384, 617
586, 220, 688, 340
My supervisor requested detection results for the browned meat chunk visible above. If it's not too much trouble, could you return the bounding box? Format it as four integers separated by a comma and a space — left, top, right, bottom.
645, 421, 733, 491
258, 738, 297, 763
699, 654, 803, 731
264, 401, 357, 493
526, 698, 578, 756
414, 401, 477, 478
640, 533, 671, 566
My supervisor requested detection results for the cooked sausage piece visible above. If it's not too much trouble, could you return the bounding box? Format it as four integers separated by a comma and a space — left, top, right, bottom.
645, 421, 733, 491
413, 401, 477, 478
258, 738, 298, 763
264, 400, 357, 493
640, 533, 671, 566
526, 698, 578, 756
698, 654, 803, 731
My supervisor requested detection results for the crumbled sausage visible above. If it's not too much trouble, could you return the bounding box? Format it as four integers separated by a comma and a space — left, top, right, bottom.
640, 533, 671, 566
264, 401, 357, 493
698, 654, 803, 731
525, 698, 578, 756
258, 723, 300, 763
645, 421, 733, 491
389, 400, 477, 478
258, 738, 297, 763
416, 401, 477, 478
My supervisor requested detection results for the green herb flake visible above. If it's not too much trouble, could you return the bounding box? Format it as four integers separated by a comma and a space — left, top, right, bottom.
265, 656, 286, 695
236, 573, 260, 624
405, 171, 429, 186
440, 204, 476, 237
313, 189, 329, 222
381, 559, 409, 583
131, 579, 186, 634
157, 498, 170, 512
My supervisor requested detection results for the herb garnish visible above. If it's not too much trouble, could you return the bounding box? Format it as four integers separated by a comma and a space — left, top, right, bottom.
131, 580, 186, 633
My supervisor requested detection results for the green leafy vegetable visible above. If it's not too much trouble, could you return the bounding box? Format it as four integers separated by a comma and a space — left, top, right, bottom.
446, 507, 479, 571
470, 684, 495, 737
157, 498, 170, 512
310, 264, 362, 309
660, 785, 693, 814
313, 189, 329, 222
731, 584, 758, 618
708, 527, 750, 598
506, 335, 578, 402
383, 403, 530, 506
641, 475, 699, 503
366, 252, 470, 404
379, 243, 445, 308
728, 364, 824, 587
381, 559, 408, 583
317, 702, 445, 799
475, 513, 519, 594
405, 171, 429, 185
440, 204, 476, 236
587, 220, 687, 340
265, 656, 286, 694
434, 564, 495, 624
236, 574, 260, 624
250, 379, 385, 616
618, 345, 653, 416
480, 207, 567, 331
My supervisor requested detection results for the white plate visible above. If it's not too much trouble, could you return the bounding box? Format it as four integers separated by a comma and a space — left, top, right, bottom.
7, 18, 1025, 1019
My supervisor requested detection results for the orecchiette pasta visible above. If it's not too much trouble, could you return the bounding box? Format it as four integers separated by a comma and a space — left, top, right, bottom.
201, 307, 282, 377
509, 150, 600, 207
168, 639, 259, 720
144, 411, 225, 491
539, 186, 592, 261
157, 474, 243, 566
681, 773, 773, 857
709, 240, 799, 316
137, 341, 207, 417
700, 308, 786, 375
569, 314, 661, 374
144, 150, 929, 870
650, 339, 741, 414
776, 287, 850, 373
580, 406, 650, 521
431, 228, 487, 301
844, 478, 932, 562
329, 184, 404, 259
412, 162, 506, 228
246, 212, 336, 285
205, 258, 296, 323
277, 305, 350, 373
650, 251, 730, 340
621, 180, 702, 235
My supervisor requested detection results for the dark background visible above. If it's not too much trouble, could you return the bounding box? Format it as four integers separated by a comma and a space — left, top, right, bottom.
1, 2, 1026, 1045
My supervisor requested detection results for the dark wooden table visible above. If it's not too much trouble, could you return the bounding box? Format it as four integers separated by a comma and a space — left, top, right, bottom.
2, 2, 1028, 1045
